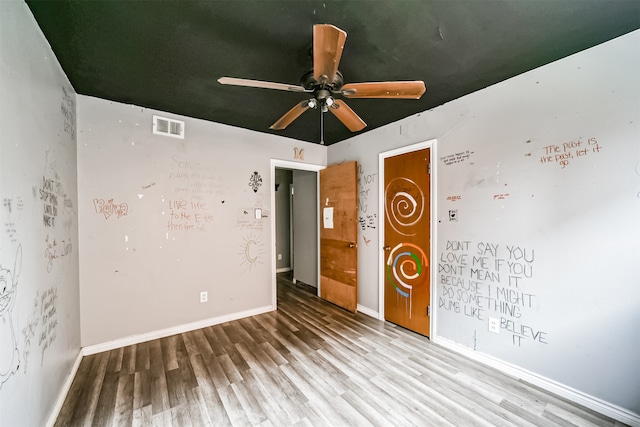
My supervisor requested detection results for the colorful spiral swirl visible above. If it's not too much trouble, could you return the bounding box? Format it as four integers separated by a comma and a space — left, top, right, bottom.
386, 242, 428, 318
385, 178, 424, 236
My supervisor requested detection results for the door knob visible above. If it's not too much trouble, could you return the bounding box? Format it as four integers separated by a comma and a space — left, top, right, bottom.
349, 242, 356, 248
383, 246, 391, 251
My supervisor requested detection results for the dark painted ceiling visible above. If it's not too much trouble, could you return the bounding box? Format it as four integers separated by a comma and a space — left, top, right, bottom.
26, 1, 640, 145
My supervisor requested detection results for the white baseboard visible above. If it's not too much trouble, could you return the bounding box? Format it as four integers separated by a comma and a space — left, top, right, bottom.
357, 304, 379, 319
276, 267, 292, 273
82, 305, 274, 356
431, 336, 640, 426
46, 350, 83, 427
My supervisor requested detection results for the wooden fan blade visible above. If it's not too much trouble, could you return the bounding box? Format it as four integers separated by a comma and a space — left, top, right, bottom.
313, 24, 347, 85
218, 77, 306, 92
341, 81, 426, 99
329, 99, 366, 132
270, 100, 310, 130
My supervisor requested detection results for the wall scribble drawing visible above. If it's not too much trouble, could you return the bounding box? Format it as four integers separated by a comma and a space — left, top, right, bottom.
440, 150, 473, 166
37, 287, 58, 365
539, 137, 602, 168
239, 232, 265, 271
61, 85, 76, 138
21, 292, 39, 374
167, 199, 212, 232
40, 176, 60, 227
249, 171, 262, 193
3, 197, 24, 214
3, 196, 23, 244
44, 235, 73, 273
438, 240, 545, 347
0, 245, 22, 388
358, 166, 378, 231
93, 198, 129, 219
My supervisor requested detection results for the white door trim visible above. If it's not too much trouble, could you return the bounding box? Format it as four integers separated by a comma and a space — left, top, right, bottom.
377, 139, 437, 337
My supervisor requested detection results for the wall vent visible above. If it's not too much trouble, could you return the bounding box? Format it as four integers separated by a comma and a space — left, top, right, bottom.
153, 115, 185, 139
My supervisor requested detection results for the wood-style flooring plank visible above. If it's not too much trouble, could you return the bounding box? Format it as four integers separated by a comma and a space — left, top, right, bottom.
200, 351, 231, 389
148, 339, 170, 416
113, 373, 135, 427
165, 368, 186, 409
217, 383, 253, 427
121, 343, 136, 375
55, 272, 626, 427
185, 386, 212, 426
189, 353, 232, 426
131, 404, 152, 427
92, 370, 120, 426
53, 352, 97, 427
231, 380, 268, 425
134, 341, 150, 372
71, 351, 109, 426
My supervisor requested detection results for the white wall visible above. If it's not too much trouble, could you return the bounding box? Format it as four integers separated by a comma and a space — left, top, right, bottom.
292, 170, 318, 287
328, 31, 640, 420
77, 96, 325, 348
0, 2, 81, 426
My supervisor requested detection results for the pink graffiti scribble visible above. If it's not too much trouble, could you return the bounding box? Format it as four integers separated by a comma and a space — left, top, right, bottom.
93, 198, 129, 219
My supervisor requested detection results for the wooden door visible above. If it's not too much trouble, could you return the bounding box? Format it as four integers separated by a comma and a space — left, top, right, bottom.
384, 148, 431, 335
320, 161, 358, 312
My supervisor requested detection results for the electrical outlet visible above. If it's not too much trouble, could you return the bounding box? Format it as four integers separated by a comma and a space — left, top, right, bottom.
488, 317, 500, 334
277, 254, 282, 260
200, 291, 208, 303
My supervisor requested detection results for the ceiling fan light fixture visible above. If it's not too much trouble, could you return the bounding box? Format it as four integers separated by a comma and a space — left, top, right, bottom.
325, 96, 334, 107
307, 98, 318, 109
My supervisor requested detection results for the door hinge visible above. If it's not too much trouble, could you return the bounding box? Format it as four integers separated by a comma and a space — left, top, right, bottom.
291, 187, 294, 195
427, 305, 431, 316
427, 163, 431, 174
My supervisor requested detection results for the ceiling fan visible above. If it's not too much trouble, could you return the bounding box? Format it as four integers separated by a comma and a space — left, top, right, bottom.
218, 24, 426, 143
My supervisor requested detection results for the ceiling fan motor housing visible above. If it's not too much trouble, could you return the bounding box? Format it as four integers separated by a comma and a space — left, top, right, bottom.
301, 69, 344, 92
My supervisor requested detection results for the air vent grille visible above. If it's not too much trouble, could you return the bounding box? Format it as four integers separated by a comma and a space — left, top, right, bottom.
153, 115, 185, 139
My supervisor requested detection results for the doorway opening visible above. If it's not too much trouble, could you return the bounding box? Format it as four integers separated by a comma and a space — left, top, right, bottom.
270, 160, 323, 310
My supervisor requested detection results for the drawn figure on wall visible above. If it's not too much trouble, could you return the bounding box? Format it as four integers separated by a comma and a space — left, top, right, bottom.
386, 243, 427, 319
0, 245, 22, 388
239, 232, 265, 271
249, 171, 262, 193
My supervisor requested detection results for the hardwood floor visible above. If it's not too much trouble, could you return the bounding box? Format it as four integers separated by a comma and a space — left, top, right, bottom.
55, 273, 626, 426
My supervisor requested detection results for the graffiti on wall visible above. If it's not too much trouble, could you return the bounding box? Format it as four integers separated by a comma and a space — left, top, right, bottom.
93, 198, 129, 219
0, 245, 22, 388
438, 240, 547, 347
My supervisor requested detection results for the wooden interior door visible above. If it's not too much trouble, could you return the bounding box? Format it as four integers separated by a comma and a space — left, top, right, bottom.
384, 148, 431, 335
320, 161, 358, 312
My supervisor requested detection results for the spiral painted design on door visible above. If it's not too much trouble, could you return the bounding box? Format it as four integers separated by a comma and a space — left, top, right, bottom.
386, 242, 428, 319
385, 177, 424, 236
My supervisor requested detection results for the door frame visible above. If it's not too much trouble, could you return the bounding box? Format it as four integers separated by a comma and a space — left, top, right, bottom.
377, 139, 438, 336
270, 159, 324, 310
